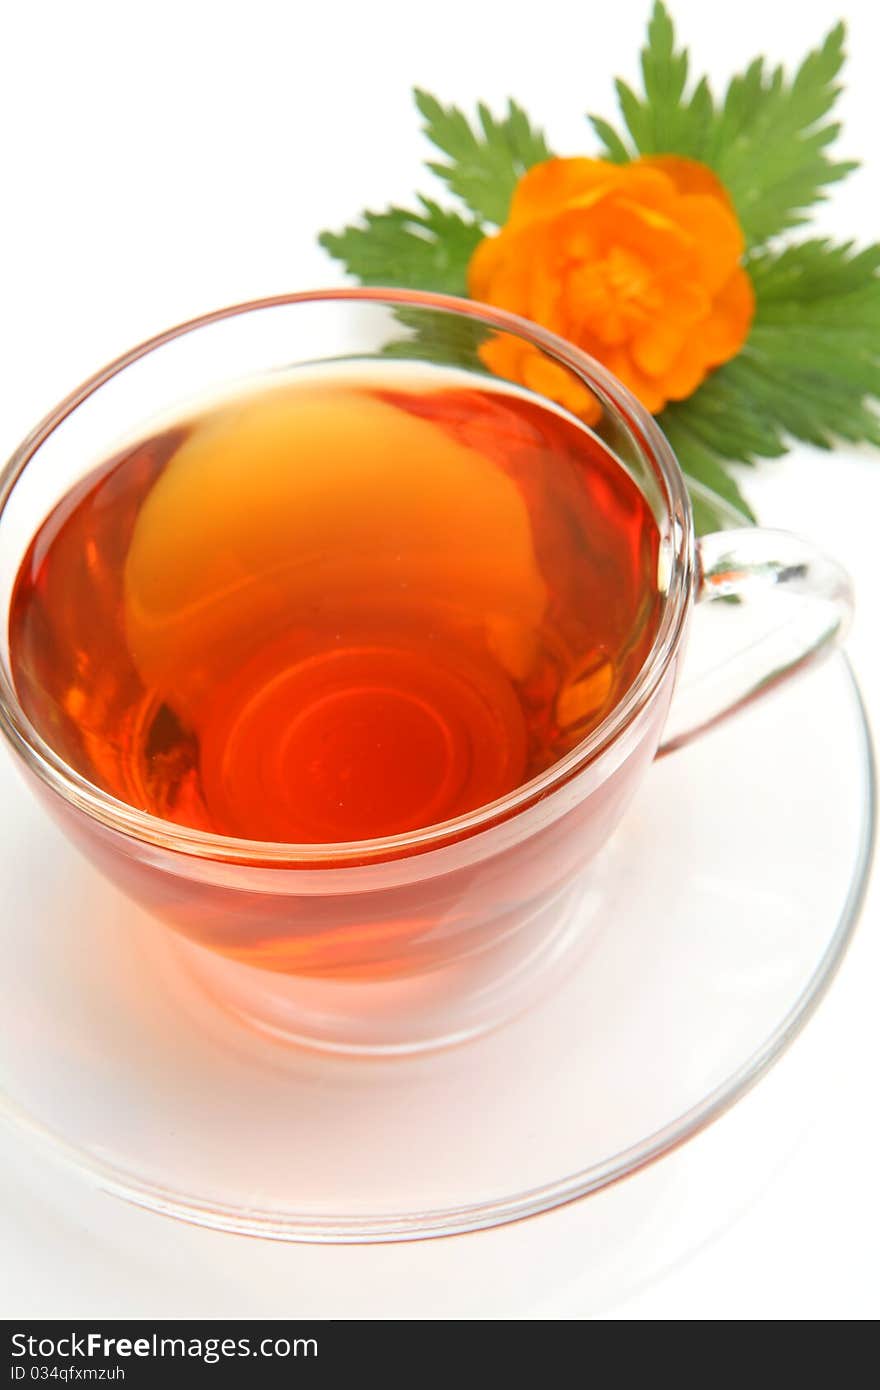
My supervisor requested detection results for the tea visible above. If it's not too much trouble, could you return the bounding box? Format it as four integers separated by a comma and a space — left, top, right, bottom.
9, 368, 662, 844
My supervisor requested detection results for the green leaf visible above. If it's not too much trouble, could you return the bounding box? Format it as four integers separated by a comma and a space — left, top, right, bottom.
587, 115, 630, 164
588, 4, 856, 248
588, 2, 715, 162
414, 89, 552, 225
658, 410, 758, 535
660, 369, 786, 467
737, 239, 880, 447
381, 307, 489, 371
318, 197, 484, 295
710, 24, 857, 246
659, 237, 880, 531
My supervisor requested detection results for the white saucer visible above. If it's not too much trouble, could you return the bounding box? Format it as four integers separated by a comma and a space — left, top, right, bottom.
0, 655, 872, 1242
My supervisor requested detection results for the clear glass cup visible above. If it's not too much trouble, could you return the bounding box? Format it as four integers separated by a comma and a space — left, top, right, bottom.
0, 289, 853, 1053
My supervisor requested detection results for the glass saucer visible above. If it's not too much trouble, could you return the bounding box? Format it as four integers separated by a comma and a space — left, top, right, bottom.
0, 655, 872, 1243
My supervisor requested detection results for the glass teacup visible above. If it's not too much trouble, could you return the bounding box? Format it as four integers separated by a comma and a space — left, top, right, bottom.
0, 290, 852, 1052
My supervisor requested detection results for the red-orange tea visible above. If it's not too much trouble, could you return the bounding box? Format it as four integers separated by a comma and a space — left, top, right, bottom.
9, 370, 662, 845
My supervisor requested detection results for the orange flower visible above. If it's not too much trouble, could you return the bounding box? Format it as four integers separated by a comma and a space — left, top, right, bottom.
468, 155, 754, 416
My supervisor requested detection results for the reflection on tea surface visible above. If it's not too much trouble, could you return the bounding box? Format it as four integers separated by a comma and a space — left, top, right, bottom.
10, 367, 662, 843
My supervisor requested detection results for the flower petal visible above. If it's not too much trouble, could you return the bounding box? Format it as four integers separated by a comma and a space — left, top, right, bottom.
637, 155, 735, 209
520, 351, 601, 422
668, 194, 745, 294
507, 158, 623, 228
631, 319, 688, 378
699, 266, 756, 365
658, 336, 712, 402
466, 152, 753, 417
602, 348, 668, 414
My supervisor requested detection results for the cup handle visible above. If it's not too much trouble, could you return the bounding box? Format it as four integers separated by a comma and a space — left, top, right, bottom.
658, 528, 854, 755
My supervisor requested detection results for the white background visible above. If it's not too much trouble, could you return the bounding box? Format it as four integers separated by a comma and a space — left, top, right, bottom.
1, 0, 878, 1319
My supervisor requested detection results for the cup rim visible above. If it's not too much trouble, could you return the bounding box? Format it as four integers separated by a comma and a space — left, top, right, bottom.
0, 287, 695, 864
